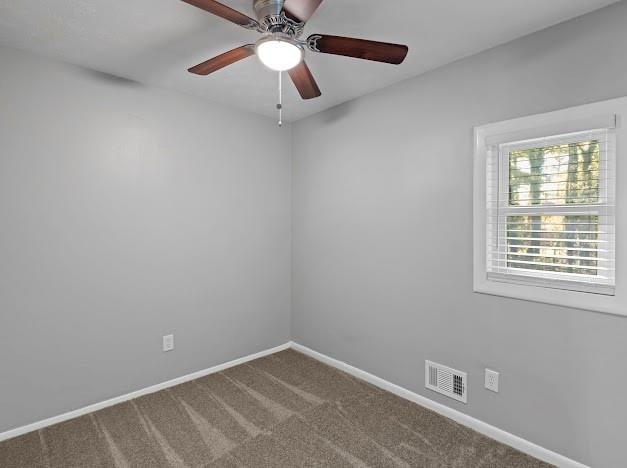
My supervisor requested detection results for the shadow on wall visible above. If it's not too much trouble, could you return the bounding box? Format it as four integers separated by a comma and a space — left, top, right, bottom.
77, 68, 144, 87
319, 100, 356, 125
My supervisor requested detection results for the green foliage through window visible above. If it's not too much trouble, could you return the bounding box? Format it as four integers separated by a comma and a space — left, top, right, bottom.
509, 140, 600, 206
507, 215, 600, 276
506, 140, 602, 277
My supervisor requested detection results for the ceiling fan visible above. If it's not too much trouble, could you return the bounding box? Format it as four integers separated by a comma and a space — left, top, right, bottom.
181, 0, 409, 100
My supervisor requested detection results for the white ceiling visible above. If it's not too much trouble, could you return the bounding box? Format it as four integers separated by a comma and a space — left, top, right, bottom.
0, 0, 618, 121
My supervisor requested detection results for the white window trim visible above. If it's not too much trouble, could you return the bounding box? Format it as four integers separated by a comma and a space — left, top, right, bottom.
473, 96, 627, 317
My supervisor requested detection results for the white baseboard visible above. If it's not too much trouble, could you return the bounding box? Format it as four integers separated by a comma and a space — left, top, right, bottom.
290, 342, 588, 468
0, 342, 291, 443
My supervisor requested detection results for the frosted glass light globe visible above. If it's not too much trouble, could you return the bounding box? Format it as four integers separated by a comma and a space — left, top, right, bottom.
256, 38, 303, 71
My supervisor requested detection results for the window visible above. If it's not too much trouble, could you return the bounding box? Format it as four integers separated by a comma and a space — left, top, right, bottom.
487, 130, 615, 295
474, 97, 626, 316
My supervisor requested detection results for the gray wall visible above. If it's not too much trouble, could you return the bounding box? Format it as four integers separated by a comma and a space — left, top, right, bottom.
0, 46, 291, 433
291, 3, 627, 467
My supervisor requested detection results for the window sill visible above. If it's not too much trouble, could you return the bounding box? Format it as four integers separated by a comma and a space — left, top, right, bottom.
473, 277, 626, 317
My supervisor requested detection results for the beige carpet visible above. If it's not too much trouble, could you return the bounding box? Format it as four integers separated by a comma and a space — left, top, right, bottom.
0, 349, 551, 467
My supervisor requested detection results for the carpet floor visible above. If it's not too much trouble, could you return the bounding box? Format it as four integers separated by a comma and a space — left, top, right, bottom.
0, 349, 552, 467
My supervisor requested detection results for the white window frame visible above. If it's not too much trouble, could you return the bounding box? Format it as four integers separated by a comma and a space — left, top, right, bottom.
489, 129, 615, 294
474, 97, 626, 316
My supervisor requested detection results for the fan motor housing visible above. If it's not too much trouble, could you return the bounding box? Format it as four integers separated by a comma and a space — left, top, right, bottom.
253, 0, 305, 37
253, 0, 283, 20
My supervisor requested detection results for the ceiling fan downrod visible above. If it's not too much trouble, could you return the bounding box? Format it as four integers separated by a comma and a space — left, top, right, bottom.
277, 71, 283, 127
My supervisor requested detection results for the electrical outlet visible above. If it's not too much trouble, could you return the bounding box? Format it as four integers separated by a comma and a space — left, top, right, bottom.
485, 369, 499, 393
163, 334, 174, 352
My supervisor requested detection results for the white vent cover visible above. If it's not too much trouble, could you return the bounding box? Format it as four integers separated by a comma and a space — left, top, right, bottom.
425, 360, 467, 403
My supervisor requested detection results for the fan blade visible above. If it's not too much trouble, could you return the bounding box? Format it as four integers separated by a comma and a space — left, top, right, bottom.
288, 61, 321, 100
307, 35, 408, 65
282, 0, 324, 23
188, 45, 255, 75
181, 0, 258, 29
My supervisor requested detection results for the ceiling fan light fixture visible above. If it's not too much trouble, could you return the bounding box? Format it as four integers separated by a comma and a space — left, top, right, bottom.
255, 35, 303, 71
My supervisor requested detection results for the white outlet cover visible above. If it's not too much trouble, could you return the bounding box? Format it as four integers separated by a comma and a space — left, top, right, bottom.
485, 369, 499, 393
163, 334, 174, 352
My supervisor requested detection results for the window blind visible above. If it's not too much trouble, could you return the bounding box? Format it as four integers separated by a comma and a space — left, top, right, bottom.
486, 128, 616, 295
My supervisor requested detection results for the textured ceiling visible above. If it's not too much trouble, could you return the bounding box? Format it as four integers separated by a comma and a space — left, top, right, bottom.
0, 0, 618, 121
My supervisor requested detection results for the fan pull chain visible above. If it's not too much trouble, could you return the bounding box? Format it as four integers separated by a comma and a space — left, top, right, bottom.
277, 71, 283, 127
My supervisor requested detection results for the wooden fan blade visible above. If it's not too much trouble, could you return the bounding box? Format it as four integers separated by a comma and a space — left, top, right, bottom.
308, 35, 408, 65
288, 61, 321, 100
282, 0, 324, 23
188, 45, 255, 75
181, 0, 258, 29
